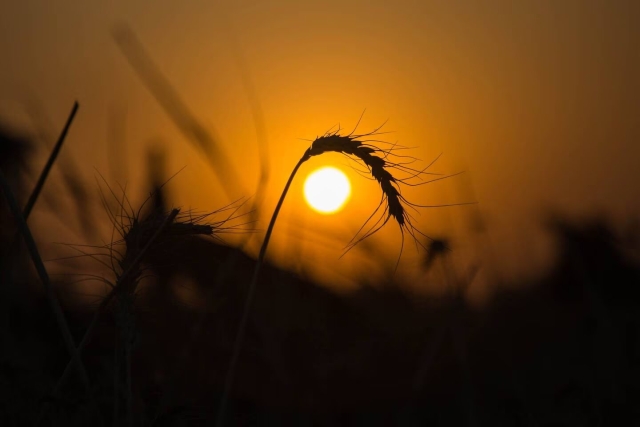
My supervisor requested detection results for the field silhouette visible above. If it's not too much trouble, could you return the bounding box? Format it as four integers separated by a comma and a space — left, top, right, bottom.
1, 117, 640, 426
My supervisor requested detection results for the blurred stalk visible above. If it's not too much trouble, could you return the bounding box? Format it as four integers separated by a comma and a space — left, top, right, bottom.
112, 24, 246, 202
53, 210, 179, 397
26, 99, 96, 239
23, 102, 79, 219
0, 166, 103, 424
1, 102, 79, 273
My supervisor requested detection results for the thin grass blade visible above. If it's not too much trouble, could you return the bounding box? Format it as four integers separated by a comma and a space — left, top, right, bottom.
23, 101, 79, 220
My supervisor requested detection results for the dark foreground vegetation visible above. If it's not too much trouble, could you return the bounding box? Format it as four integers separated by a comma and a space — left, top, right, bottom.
2, 119, 640, 427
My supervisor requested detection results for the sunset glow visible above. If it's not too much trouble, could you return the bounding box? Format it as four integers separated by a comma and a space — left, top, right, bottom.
303, 167, 351, 214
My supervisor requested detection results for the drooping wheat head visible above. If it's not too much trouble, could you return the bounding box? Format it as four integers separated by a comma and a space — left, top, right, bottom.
305, 123, 468, 258
217, 119, 472, 425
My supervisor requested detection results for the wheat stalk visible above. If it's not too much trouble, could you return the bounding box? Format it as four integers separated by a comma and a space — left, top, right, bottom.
216, 121, 473, 425
50, 173, 253, 425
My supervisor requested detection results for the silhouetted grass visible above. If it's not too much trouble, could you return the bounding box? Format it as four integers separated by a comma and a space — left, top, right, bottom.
1, 100, 639, 427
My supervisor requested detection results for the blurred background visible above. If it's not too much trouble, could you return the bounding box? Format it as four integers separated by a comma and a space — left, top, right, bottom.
2, 0, 639, 300
2, 1, 640, 425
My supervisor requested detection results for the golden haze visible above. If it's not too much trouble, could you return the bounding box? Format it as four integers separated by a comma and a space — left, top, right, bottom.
0, 1, 638, 297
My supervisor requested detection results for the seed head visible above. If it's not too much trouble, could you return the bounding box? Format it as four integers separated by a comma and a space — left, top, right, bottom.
307, 133, 406, 227
304, 124, 470, 264
89, 174, 253, 297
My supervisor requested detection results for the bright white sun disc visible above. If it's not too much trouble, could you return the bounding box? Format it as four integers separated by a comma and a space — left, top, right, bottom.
304, 167, 351, 214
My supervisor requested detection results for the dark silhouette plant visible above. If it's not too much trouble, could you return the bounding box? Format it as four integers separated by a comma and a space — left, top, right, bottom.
216, 121, 473, 425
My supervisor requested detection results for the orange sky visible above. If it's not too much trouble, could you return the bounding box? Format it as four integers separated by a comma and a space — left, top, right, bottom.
1, 1, 639, 299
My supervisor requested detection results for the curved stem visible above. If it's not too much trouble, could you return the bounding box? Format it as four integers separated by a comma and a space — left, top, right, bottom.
216, 153, 309, 426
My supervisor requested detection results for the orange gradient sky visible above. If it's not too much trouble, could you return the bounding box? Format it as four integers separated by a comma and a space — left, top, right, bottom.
1, 1, 639, 298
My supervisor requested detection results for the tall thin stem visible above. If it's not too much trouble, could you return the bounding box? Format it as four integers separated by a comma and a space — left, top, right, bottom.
0, 167, 104, 425
216, 153, 309, 426
54, 209, 179, 394
1, 101, 79, 277
23, 101, 79, 220
0, 168, 88, 380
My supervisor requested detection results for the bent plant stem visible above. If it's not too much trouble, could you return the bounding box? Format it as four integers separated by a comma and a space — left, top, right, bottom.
215, 125, 465, 424
0, 168, 101, 422
216, 154, 309, 426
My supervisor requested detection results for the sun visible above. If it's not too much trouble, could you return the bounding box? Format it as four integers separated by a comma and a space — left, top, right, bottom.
304, 166, 351, 214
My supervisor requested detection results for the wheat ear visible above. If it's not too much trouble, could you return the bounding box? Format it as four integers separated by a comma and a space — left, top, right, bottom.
216, 123, 471, 424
